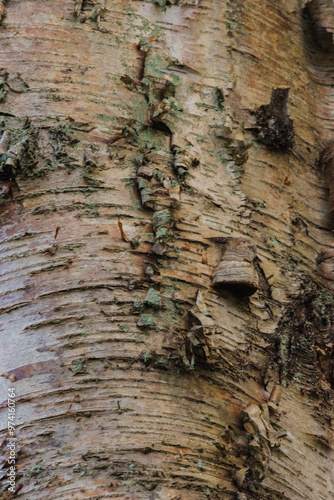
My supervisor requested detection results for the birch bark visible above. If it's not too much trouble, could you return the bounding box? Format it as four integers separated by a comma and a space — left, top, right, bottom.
0, 1, 333, 499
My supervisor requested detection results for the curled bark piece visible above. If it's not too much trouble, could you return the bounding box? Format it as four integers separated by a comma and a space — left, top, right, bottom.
239, 394, 285, 491
6, 138, 28, 167
152, 209, 172, 239
317, 248, 334, 281
173, 147, 199, 178
0, 0, 7, 24
136, 151, 179, 211
255, 87, 294, 150
168, 183, 180, 201
137, 165, 154, 179
0, 184, 11, 199
320, 143, 334, 218
212, 237, 259, 296
242, 403, 268, 437
0, 135, 28, 180
179, 290, 216, 368
137, 177, 162, 209
74, 0, 83, 17
236, 493, 248, 500
226, 126, 253, 165
0, 130, 9, 154
269, 385, 282, 404
117, 217, 128, 242
151, 209, 173, 255
150, 98, 173, 122
234, 467, 249, 490
137, 175, 176, 210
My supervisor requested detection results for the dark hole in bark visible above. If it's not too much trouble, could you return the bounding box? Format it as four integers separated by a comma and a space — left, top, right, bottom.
149, 121, 172, 135
213, 282, 258, 297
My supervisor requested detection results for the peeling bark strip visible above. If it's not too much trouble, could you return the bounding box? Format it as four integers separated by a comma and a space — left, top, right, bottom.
173, 146, 199, 178
135, 150, 179, 210
237, 390, 286, 494
224, 126, 253, 166
73, 0, 108, 31
177, 290, 217, 369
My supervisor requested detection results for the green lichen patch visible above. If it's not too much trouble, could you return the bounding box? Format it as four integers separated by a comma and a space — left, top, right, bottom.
143, 287, 161, 307
73, 463, 86, 475
140, 349, 171, 369
137, 314, 155, 328
144, 53, 172, 79
119, 324, 130, 333
152, 209, 171, 229
155, 226, 169, 239
30, 465, 43, 476
72, 358, 86, 374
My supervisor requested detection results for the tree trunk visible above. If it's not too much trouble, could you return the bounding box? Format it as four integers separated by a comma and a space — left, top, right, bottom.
0, 0, 333, 499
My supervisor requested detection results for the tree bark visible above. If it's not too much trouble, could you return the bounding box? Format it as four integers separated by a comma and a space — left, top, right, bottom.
0, 0, 333, 499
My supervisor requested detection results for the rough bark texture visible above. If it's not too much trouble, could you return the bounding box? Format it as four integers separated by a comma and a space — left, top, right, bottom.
0, 0, 333, 499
